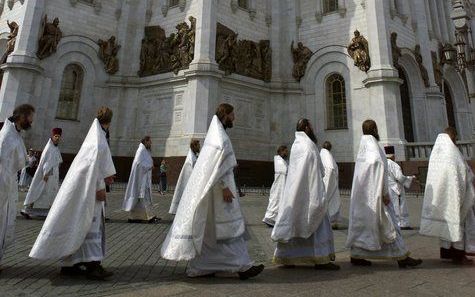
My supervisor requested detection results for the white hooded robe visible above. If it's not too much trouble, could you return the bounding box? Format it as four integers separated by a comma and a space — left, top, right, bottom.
30, 119, 116, 264
320, 148, 341, 224
0, 120, 26, 261
262, 155, 288, 226
23, 139, 63, 217
169, 149, 197, 215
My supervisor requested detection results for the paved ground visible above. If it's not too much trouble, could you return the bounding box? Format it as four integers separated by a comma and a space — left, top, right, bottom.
1, 190, 474, 297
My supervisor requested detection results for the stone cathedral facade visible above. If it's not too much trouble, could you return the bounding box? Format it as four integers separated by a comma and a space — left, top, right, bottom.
0, 0, 474, 186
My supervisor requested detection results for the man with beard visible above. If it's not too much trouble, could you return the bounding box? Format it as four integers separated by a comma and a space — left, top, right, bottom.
123, 136, 159, 223
263, 145, 289, 227
384, 145, 415, 230
320, 141, 342, 229
420, 127, 475, 265
271, 119, 339, 270
161, 103, 264, 280
30, 107, 116, 280
21, 128, 63, 219
346, 120, 422, 268
169, 139, 200, 215
0, 104, 35, 269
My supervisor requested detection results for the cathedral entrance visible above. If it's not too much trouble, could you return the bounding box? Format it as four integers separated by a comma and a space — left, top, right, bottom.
398, 68, 415, 142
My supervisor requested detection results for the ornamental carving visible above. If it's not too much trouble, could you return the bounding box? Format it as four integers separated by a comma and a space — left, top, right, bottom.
36, 15, 62, 60
347, 30, 370, 72
138, 16, 196, 77
431, 51, 442, 88
215, 23, 272, 82
1, 20, 19, 64
291, 41, 312, 81
98, 36, 121, 74
391, 32, 401, 68
414, 45, 430, 87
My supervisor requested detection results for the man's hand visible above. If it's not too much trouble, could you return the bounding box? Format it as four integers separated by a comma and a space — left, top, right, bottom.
105, 176, 115, 186
43, 175, 49, 182
223, 187, 234, 203
383, 194, 391, 206
96, 189, 106, 201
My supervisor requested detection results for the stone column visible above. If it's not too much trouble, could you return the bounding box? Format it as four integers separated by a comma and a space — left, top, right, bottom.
0, 0, 45, 120
428, 0, 441, 40
424, 0, 435, 39
436, 0, 450, 42
363, 0, 406, 158
183, 0, 220, 141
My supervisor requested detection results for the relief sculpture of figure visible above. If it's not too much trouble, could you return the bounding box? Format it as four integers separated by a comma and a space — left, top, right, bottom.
1, 20, 19, 64
414, 45, 430, 88
291, 41, 313, 81
260, 40, 272, 82
36, 16, 62, 60
347, 30, 370, 72
391, 32, 401, 68
98, 36, 121, 75
216, 31, 237, 75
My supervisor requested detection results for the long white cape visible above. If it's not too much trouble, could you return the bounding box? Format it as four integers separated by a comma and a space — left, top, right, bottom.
24, 139, 63, 206
169, 149, 197, 214
346, 135, 396, 250
0, 120, 26, 247
122, 143, 153, 211
320, 148, 341, 220
161, 116, 242, 261
420, 133, 475, 242
263, 155, 288, 224
271, 132, 327, 242
30, 119, 116, 260
387, 159, 413, 196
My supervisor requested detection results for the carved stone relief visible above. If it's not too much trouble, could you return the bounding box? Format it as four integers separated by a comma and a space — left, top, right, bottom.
291, 41, 313, 81
138, 16, 196, 76
215, 23, 272, 82
98, 36, 121, 74
347, 30, 371, 72
1, 20, 19, 64
391, 32, 401, 68
36, 15, 62, 60
414, 44, 430, 87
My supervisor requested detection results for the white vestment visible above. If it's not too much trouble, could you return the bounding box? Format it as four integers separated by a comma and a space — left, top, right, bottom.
387, 159, 414, 228
320, 148, 341, 224
23, 139, 62, 217
272, 132, 334, 265
19, 155, 36, 187
169, 149, 197, 215
420, 133, 475, 252
0, 120, 26, 261
262, 155, 288, 226
161, 116, 252, 276
123, 143, 155, 220
346, 136, 408, 259
30, 119, 116, 263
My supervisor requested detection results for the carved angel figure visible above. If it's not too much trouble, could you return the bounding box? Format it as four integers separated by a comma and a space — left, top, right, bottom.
347, 30, 370, 72
291, 41, 313, 81
36, 15, 62, 60
98, 36, 121, 74
1, 20, 19, 64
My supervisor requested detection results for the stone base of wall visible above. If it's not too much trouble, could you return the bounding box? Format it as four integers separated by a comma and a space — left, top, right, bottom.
58, 154, 475, 190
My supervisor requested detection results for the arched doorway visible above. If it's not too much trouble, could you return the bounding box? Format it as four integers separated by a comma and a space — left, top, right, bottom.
443, 81, 457, 129
398, 68, 415, 142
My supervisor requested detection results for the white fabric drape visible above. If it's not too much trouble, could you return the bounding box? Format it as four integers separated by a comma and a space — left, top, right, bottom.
263, 155, 288, 226
24, 139, 62, 208
169, 149, 197, 214
320, 148, 341, 223
122, 143, 154, 212
271, 132, 327, 242
161, 116, 244, 261
420, 133, 475, 243
30, 119, 116, 260
346, 135, 397, 251
0, 120, 27, 259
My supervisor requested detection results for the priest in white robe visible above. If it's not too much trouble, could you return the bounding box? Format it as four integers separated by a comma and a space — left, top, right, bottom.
320, 141, 342, 228
346, 119, 422, 268
161, 103, 264, 280
169, 139, 200, 215
384, 145, 415, 230
18, 148, 37, 191
420, 127, 475, 265
262, 145, 288, 227
21, 128, 63, 219
0, 104, 35, 267
30, 107, 116, 280
123, 136, 159, 223
271, 119, 339, 270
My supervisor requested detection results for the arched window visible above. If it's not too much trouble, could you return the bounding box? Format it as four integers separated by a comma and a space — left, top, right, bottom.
56, 64, 84, 120
238, 0, 249, 10
323, 0, 338, 14
169, 0, 179, 7
326, 73, 347, 129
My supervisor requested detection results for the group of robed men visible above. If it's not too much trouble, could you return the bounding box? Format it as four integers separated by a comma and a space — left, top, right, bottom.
0, 102, 474, 281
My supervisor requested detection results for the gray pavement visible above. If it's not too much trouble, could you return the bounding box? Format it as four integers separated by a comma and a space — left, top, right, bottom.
1, 191, 474, 297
